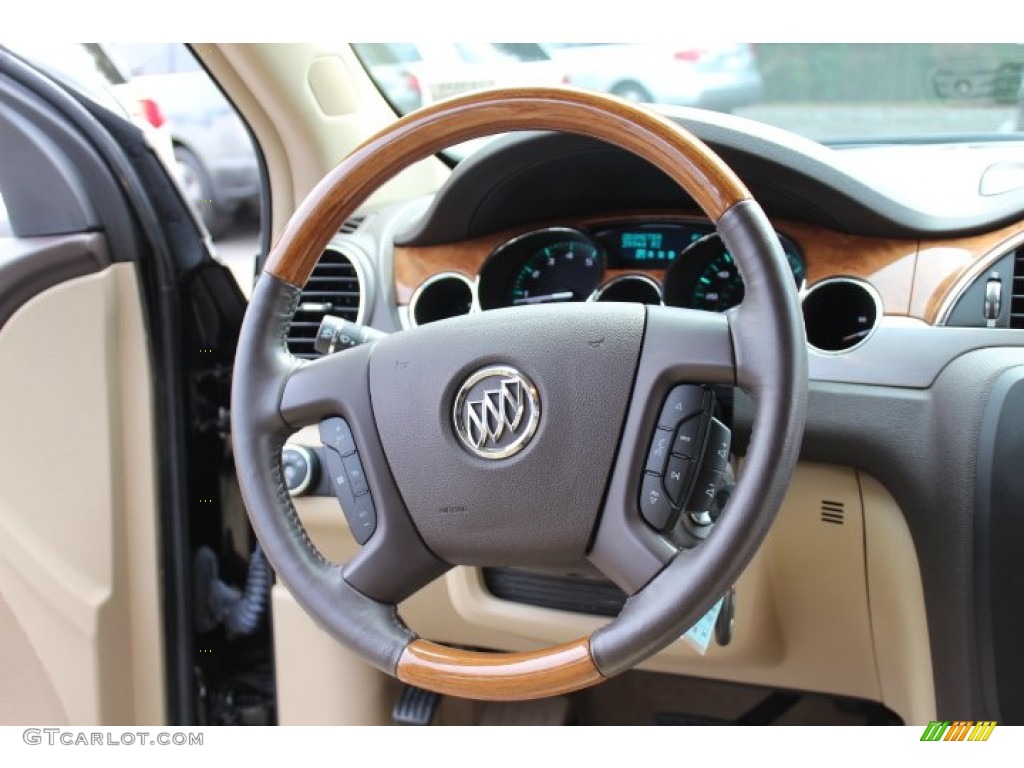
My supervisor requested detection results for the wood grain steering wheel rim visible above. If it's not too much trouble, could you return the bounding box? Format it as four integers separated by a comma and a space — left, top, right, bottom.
235, 87, 805, 701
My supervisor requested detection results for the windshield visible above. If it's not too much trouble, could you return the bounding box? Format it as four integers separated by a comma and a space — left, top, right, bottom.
353, 43, 1024, 145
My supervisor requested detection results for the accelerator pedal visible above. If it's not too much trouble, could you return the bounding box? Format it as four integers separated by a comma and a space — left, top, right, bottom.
393, 684, 441, 726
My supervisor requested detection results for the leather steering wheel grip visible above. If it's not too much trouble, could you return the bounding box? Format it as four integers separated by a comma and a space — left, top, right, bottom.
233, 86, 806, 700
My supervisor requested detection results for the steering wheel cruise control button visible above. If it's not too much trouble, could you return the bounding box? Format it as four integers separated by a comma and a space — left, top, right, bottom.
639, 473, 675, 530
319, 417, 356, 456
658, 385, 706, 428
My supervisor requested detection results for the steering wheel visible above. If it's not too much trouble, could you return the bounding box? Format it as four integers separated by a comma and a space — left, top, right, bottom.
232, 87, 807, 701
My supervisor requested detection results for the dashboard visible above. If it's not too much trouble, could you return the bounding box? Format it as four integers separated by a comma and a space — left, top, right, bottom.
405, 217, 806, 321
281, 112, 1024, 725
393, 206, 1023, 356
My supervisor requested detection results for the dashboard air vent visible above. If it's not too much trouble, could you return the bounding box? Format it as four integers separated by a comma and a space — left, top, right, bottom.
286, 247, 362, 359
339, 214, 366, 234
1012, 249, 1024, 329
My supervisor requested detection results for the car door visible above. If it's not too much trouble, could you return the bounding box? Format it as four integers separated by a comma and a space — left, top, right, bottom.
0, 46, 244, 726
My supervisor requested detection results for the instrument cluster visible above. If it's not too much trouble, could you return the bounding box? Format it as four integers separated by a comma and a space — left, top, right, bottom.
407, 219, 806, 326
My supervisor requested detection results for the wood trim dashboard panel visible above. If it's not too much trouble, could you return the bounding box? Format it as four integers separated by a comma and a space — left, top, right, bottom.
393, 211, 1024, 322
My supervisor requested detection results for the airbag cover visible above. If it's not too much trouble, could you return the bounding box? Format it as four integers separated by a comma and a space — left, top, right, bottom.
368, 303, 644, 566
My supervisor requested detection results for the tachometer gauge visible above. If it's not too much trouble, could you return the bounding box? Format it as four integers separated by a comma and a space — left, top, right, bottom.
663, 232, 805, 312
478, 228, 605, 310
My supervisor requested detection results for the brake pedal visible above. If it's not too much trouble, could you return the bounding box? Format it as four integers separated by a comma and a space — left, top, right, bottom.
393, 684, 441, 726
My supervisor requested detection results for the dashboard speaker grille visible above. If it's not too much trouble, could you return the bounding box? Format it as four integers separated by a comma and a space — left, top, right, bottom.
1011, 249, 1024, 329
821, 500, 845, 525
286, 247, 362, 359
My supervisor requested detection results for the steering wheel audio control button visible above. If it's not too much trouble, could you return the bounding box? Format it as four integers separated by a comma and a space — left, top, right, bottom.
664, 454, 696, 506
689, 469, 726, 516
645, 428, 673, 473
641, 387, 719, 530
640, 472, 675, 530
658, 385, 706, 428
319, 417, 356, 457
672, 414, 706, 459
705, 417, 732, 472
686, 418, 732, 518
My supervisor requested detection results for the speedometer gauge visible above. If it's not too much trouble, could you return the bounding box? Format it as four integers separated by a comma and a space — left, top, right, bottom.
663, 232, 805, 312
509, 239, 602, 306
478, 228, 605, 310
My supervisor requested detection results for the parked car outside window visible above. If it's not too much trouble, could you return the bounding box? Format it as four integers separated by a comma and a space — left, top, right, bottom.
540, 42, 763, 111
106, 43, 261, 238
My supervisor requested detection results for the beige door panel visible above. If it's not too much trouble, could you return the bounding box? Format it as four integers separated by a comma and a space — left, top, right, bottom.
0, 265, 164, 725
0, 592, 68, 724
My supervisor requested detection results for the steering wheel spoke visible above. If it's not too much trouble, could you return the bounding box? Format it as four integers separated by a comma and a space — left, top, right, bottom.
587, 306, 738, 593
279, 343, 375, 428
277, 327, 450, 603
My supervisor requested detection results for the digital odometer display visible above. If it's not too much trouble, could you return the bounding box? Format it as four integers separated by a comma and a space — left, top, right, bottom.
594, 223, 712, 268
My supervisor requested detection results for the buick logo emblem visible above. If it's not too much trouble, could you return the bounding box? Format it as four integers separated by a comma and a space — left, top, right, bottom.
453, 366, 540, 459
